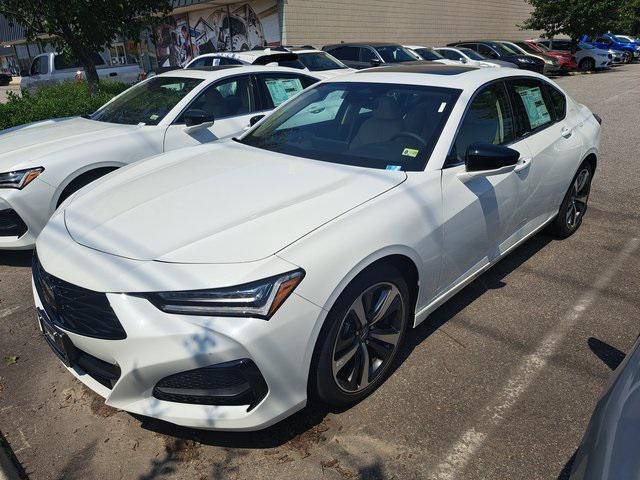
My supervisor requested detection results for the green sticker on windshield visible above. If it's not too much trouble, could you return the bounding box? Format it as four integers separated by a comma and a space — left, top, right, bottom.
402, 148, 419, 158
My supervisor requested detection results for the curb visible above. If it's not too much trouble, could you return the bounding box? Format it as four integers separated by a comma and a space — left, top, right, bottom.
0, 438, 21, 480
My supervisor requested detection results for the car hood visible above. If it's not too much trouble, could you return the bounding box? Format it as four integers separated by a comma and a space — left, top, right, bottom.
0, 117, 142, 172
63, 141, 406, 264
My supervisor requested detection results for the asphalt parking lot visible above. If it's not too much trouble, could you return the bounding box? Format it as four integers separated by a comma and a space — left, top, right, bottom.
1, 64, 640, 480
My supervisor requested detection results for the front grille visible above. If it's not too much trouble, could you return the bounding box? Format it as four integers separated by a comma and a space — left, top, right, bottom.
32, 253, 127, 340
0, 209, 27, 237
153, 359, 268, 411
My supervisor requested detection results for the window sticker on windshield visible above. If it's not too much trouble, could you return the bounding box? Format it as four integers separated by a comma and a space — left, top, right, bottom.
265, 78, 304, 106
515, 86, 551, 129
386, 165, 402, 171
402, 148, 419, 158
149, 114, 159, 121
438, 102, 447, 113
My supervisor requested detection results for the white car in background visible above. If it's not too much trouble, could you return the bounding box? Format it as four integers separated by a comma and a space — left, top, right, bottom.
185, 47, 353, 79
434, 46, 518, 68
404, 45, 460, 65
33, 64, 600, 431
0, 66, 318, 249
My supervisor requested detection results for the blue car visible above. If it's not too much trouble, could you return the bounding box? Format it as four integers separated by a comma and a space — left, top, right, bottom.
580, 33, 640, 63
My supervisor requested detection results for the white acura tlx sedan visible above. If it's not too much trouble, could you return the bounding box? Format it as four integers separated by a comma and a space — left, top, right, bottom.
33, 62, 601, 431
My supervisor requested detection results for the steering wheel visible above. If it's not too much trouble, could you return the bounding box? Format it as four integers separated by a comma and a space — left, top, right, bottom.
390, 132, 427, 146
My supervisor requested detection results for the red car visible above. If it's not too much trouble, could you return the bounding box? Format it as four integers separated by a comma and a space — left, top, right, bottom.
525, 40, 578, 72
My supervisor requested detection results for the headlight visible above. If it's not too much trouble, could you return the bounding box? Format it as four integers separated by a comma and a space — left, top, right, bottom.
0, 167, 44, 189
137, 269, 305, 319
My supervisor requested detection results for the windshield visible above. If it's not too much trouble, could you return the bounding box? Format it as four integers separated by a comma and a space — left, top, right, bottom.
297, 52, 347, 71
612, 36, 630, 43
415, 48, 444, 61
239, 82, 460, 171
375, 46, 416, 63
90, 77, 202, 125
487, 42, 517, 56
516, 42, 540, 54
459, 48, 485, 60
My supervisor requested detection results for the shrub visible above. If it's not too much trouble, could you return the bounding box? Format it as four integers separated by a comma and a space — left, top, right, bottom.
0, 81, 129, 131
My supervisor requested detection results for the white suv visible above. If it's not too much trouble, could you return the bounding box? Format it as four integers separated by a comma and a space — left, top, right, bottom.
185, 47, 353, 79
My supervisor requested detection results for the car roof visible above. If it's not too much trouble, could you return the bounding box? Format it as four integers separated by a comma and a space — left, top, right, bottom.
324, 42, 404, 48
321, 61, 548, 91
157, 65, 317, 80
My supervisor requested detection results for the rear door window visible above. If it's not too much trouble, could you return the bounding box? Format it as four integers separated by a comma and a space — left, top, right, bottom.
328, 46, 359, 62
256, 73, 318, 109
509, 79, 553, 133
546, 85, 567, 121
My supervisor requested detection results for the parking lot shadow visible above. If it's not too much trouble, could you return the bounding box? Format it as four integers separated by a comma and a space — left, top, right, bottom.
135, 400, 334, 450
588, 337, 626, 371
0, 250, 32, 267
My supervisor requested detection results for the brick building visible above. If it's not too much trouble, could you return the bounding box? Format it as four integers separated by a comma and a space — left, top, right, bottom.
280, 0, 537, 47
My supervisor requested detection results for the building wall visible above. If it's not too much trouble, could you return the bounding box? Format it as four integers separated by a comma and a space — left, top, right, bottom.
281, 0, 539, 47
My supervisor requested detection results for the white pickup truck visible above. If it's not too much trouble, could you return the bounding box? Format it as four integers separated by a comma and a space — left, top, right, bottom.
20, 52, 142, 89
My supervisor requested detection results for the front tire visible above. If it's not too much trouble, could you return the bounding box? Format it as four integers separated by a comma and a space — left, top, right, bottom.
547, 162, 593, 238
623, 51, 633, 64
310, 264, 411, 407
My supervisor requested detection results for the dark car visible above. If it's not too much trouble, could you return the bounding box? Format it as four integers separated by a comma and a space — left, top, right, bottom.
447, 40, 545, 73
322, 42, 416, 69
569, 335, 640, 480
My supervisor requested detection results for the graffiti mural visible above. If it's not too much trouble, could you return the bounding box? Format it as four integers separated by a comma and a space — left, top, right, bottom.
155, 14, 198, 67
190, 0, 279, 54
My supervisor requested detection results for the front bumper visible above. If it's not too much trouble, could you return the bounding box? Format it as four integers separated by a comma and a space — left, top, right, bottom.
0, 180, 55, 250
32, 238, 326, 431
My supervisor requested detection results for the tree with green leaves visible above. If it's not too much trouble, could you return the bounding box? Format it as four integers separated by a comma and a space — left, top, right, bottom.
0, 0, 171, 92
520, 0, 640, 44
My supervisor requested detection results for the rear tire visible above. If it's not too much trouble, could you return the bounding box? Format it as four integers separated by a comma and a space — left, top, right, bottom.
310, 264, 411, 407
579, 57, 595, 72
547, 162, 594, 238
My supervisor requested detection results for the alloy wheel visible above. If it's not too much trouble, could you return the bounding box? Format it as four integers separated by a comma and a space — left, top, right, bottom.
331, 282, 404, 393
565, 167, 591, 230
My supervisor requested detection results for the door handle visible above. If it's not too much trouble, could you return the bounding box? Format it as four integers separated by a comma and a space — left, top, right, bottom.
561, 127, 573, 138
514, 157, 532, 173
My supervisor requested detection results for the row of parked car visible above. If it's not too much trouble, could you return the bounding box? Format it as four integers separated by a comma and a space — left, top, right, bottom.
181, 34, 640, 78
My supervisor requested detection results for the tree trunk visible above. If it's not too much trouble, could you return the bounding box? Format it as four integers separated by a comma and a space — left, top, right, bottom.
60, 26, 99, 94
76, 50, 99, 94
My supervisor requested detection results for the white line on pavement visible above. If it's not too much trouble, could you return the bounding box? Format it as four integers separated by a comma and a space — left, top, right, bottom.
430, 236, 640, 480
0, 306, 22, 319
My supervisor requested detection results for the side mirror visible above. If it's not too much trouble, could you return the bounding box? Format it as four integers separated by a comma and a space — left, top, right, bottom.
465, 142, 520, 173
370, 58, 383, 66
460, 57, 468, 64
183, 109, 214, 127
249, 114, 265, 127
